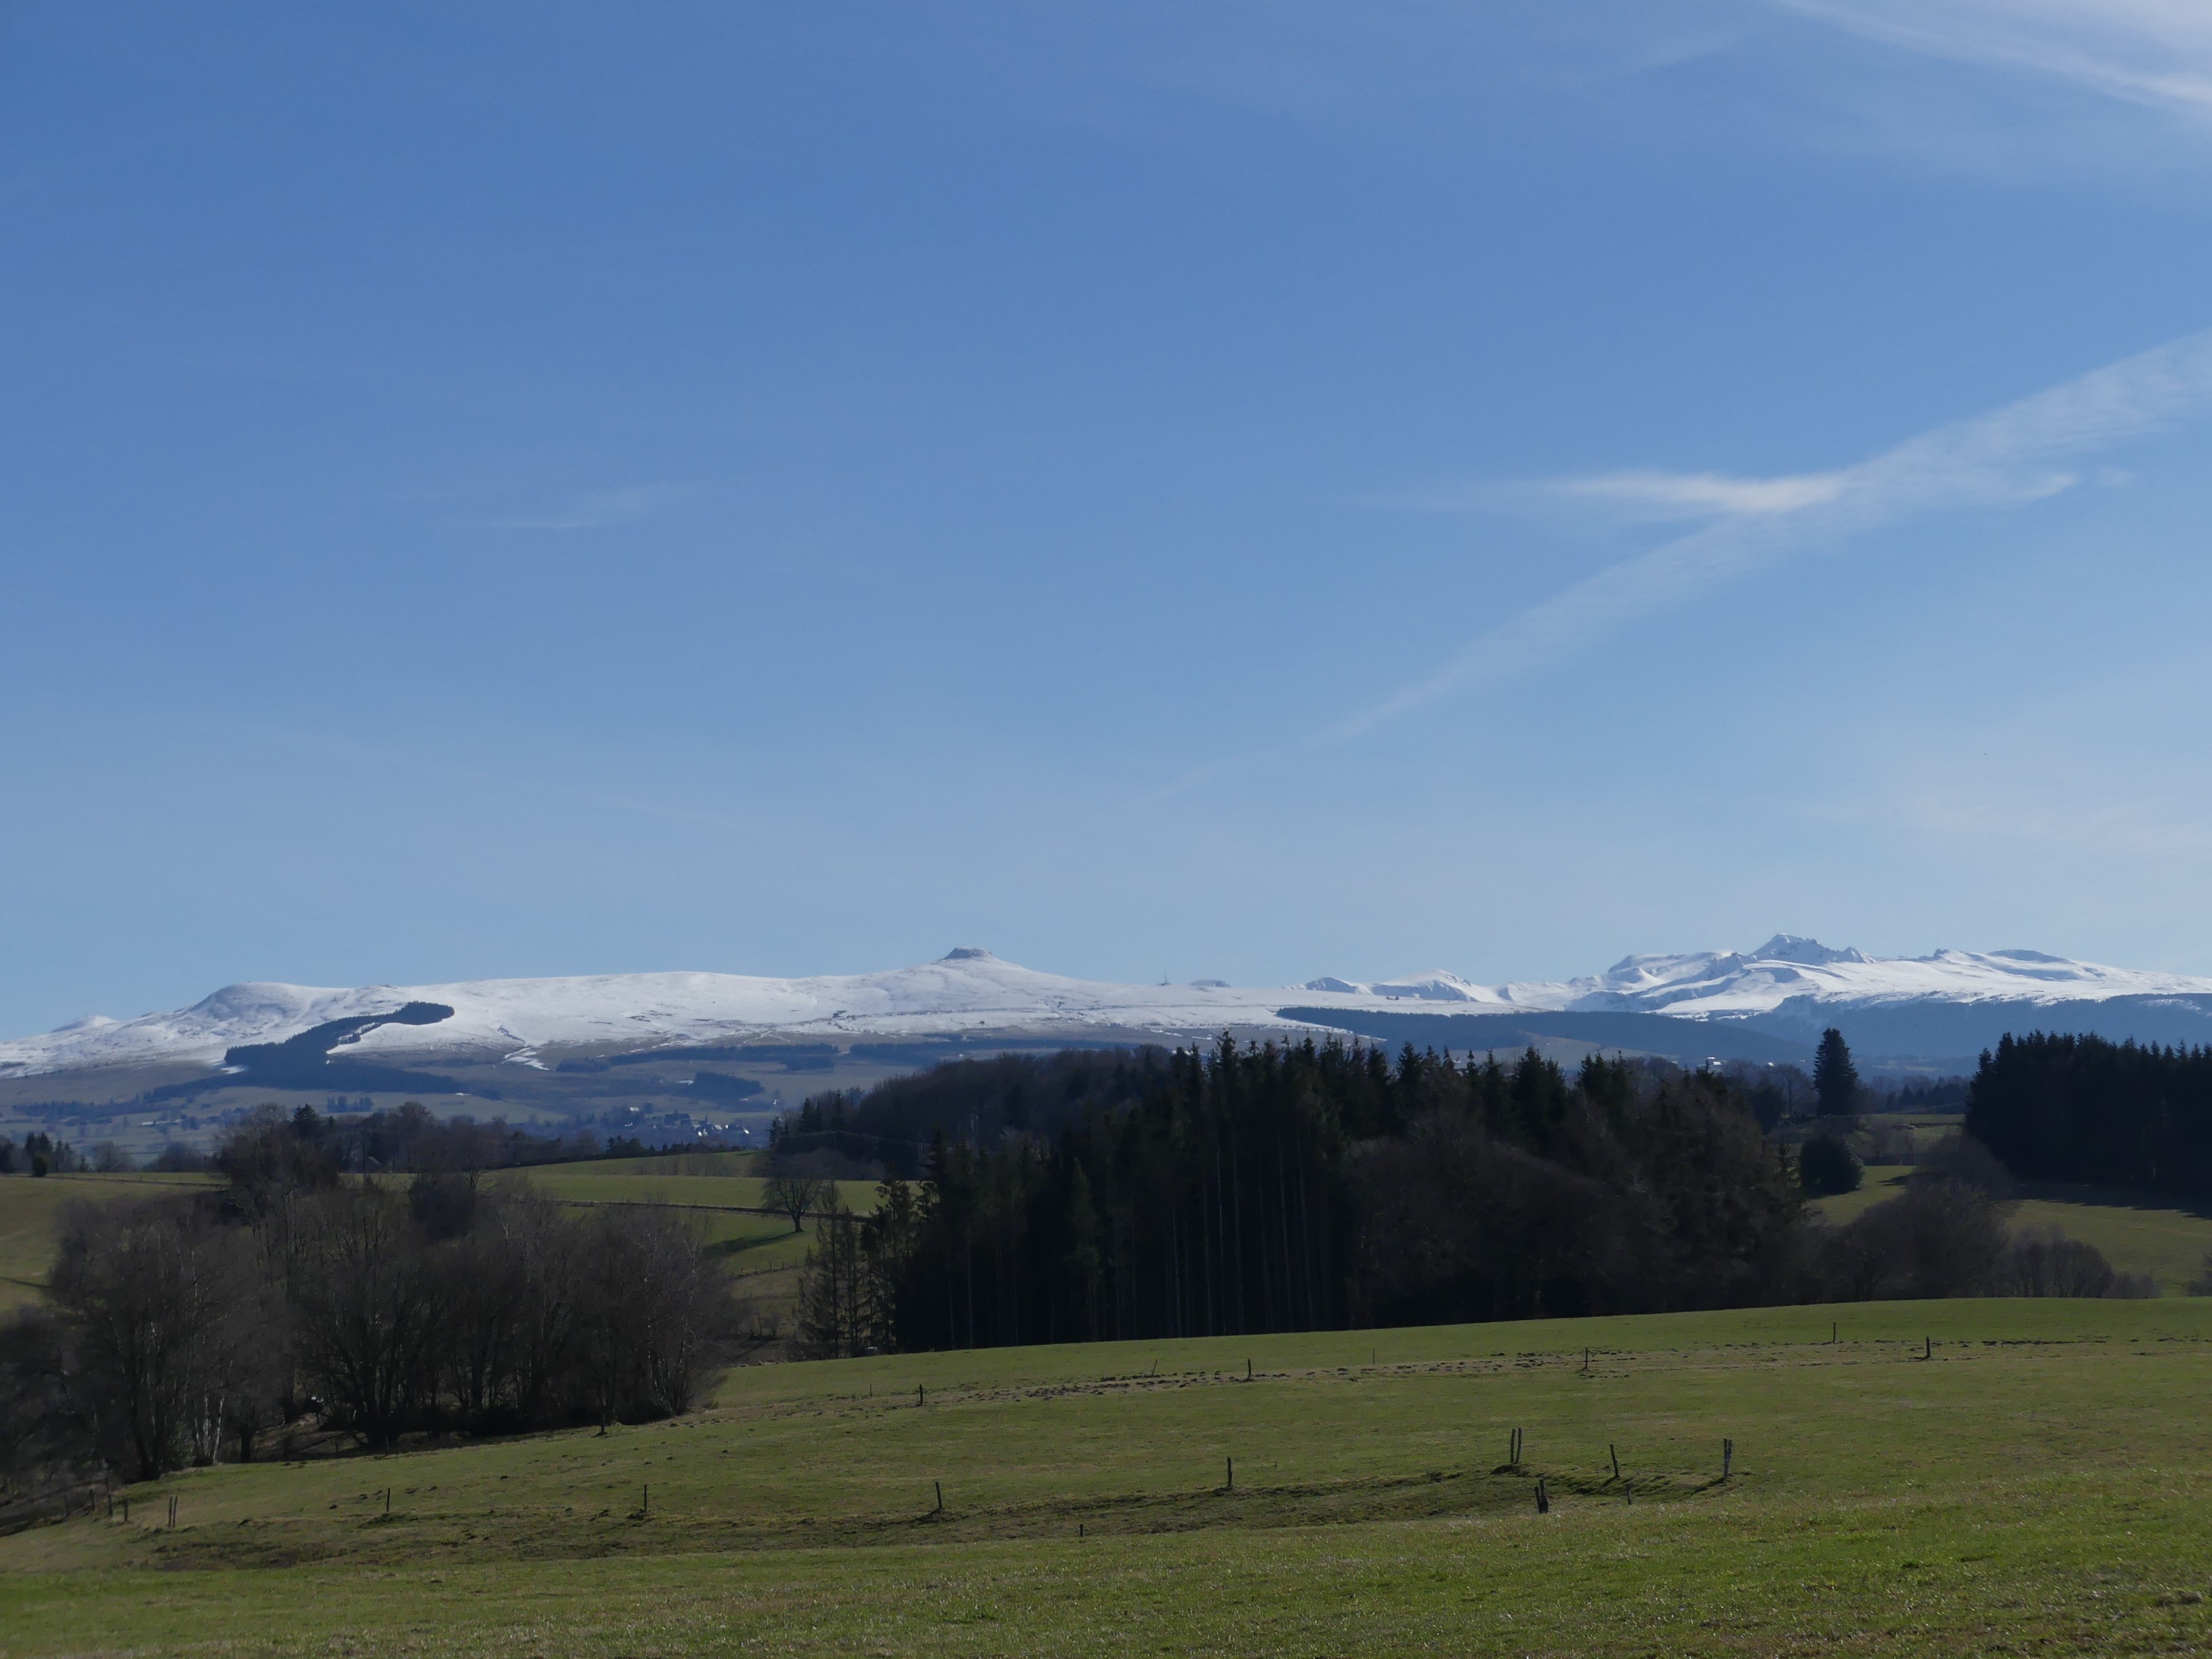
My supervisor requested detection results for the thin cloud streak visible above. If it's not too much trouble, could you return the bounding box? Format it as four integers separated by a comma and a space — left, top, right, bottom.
1326, 327, 2212, 741
1385, 468, 1846, 523
483, 485, 678, 531
1780, 1, 2212, 117
1550, 468, 1848, 519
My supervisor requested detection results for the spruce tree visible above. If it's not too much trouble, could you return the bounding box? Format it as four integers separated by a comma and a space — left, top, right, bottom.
1813, 1027, 1860, 1118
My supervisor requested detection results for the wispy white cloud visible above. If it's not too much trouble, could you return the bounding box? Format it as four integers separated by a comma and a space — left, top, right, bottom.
483, 485, 677, 532
1780, 1, 2212, 118
1389, 466, 1847, 523
1328, 327, 2212, 739
1546, 468, 1849, 520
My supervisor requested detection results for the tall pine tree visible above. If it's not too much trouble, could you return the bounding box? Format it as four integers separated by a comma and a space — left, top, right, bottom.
1813, 1027, 1860, 1118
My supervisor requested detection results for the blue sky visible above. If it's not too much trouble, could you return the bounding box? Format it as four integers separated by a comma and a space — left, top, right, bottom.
7, 1, 2212, 1033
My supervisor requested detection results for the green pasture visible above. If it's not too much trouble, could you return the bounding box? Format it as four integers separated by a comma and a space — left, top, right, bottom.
2011, 1186, 2212, 1293
8, 1300, 2212, 1654
0, 1172, 216, 1311
490, 1160, 879, 1309
1807, 1163, 1917, 1224
528, 1151, 764, 1179
495, 1165, 882, 1290
1809, 1167, 2212, 1293
500, 1168, 881, 1216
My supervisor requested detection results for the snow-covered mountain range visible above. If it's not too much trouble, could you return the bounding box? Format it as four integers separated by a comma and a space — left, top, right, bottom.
1311, 935, 2212, 1019
8, 937, 2212, 1079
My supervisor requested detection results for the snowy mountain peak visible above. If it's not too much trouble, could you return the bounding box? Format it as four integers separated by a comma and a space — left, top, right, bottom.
941, 946, 997, 962
1750, 935, 1869, 966
1368, 970, 1504, 1004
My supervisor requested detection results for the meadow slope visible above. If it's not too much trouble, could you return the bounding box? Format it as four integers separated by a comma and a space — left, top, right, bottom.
6, 1300, 2212, 1655
1810, 1166, 2212, 1292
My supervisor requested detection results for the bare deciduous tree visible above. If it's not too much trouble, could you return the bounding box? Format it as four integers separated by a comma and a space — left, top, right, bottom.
48, 1197, 261, 1479
287, 1185, 445, 1450
762, 1171, 829, 1233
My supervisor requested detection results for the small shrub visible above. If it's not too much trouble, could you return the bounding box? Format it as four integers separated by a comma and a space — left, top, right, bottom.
1914, 1132, 2014, 1199
1799, 1134, 1862, 1197
1867, 1124, 1918, 1164
2005, 1227, 2150, 1298
2188, 1251, 2212, 1297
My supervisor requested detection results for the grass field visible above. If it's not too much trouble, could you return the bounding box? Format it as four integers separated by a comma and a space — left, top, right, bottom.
7, 1299, 2212, 1654
1807, 1164, 1918, 1224
497, 1162, 885, 1296
501, 1168, 882, 1216
2009, 1185, 2212, 1294
551, 1150, 764, 1177
1809, 1167, 2212, 1293
0, 1172, 218, 1311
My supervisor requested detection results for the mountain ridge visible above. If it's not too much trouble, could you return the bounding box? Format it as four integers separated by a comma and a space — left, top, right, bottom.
9, 937, 2212, 1079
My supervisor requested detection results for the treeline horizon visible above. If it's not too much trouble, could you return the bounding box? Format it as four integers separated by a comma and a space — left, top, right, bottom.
785, 1037, 2142, 1359
0, 1099, 709, 1181
1968, 1031, 2212, 1195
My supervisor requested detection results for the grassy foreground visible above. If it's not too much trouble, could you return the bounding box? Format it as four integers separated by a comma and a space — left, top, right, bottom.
8, 1300, 2212, 1655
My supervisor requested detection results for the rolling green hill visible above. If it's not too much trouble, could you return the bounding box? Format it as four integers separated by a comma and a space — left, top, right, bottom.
6, 1300, 2212, 1654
